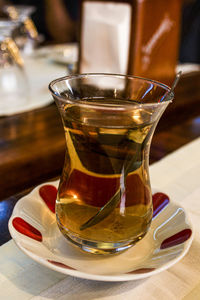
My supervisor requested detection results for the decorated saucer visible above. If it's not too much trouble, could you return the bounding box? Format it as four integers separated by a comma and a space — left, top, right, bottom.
8, 181, 193, 282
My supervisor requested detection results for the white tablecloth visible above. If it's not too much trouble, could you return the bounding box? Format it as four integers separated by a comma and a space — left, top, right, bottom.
0, 137, 200, 300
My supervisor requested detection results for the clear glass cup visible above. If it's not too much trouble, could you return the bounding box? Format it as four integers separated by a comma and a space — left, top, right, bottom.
3, 5, 39, 55
49, 74, 173, 255
0, 20, 29, 115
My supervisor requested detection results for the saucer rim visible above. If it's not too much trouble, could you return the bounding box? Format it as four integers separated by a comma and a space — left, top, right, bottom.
8, 181, 194, 282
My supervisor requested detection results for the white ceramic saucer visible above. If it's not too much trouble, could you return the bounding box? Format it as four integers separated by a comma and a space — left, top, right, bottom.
8, 181, 193, 282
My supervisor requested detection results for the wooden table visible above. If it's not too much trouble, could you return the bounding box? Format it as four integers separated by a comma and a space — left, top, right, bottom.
0, 71, 200, 246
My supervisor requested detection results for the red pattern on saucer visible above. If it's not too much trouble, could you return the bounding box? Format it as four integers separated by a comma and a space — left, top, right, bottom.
127, 268, 155, 274
48, 260, 76, 270
152, 192, 169, 218
39, 184, 57, 213
160, 228, 192, 249
12, 217, 42, 242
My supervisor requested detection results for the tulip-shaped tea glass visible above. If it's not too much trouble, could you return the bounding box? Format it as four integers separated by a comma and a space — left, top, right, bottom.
49, 74, 173, 255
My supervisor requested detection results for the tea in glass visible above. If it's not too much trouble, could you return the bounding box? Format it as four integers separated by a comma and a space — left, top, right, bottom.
49, 74, 172, 255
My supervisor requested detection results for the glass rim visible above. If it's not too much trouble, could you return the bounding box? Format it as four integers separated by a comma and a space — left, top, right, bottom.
49, 73, 174, 110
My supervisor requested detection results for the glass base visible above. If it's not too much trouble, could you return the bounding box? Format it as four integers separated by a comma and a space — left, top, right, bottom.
58, 225, 148, 255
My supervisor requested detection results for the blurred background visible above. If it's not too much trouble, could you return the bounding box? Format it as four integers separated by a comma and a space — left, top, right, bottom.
0, 0, 198, 113
0, 0, 199, 117
0, 0, 199, 61
0, 0, 80, 44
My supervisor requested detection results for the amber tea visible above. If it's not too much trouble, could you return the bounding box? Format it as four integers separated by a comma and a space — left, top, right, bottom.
57, 101, 154, 253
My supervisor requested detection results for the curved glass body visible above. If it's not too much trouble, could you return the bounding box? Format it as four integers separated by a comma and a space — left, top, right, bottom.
49, 74, 173, 255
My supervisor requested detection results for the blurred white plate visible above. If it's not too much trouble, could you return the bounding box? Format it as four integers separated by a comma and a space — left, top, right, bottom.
33, 43, 78, 65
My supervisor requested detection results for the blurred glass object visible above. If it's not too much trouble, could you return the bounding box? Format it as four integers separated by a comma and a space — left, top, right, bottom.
0, 20, 29, 115
3, 5, 39, 55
